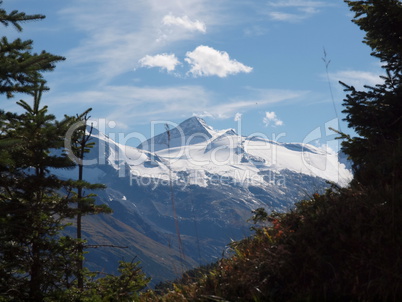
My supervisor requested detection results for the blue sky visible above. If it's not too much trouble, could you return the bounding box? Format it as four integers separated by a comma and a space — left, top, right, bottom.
2, 0, 383, 149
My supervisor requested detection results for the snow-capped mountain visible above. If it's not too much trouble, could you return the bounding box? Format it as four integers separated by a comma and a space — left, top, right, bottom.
138, 116, 214, 152
61, 117, 352, 284
125, 116, 349, 186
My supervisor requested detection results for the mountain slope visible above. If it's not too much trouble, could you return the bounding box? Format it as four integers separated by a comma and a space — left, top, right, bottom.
138, 117, 215, 152
60, 117, 352, 284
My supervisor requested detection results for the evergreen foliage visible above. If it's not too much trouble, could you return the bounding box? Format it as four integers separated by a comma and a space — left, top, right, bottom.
341, 0, 402, 187
91, 260, 150, 301
0, 2, 64, 98
0, 3, 150, 300
55, 260, 149, 302
0, 1, 45, 32
0, 84, 84, 300
345, 0, 402, 72
0, 85, 148, 300
66, 109, 112, 291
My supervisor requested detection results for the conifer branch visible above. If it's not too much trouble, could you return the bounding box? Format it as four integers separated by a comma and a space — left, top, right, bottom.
0, 1, 45, 32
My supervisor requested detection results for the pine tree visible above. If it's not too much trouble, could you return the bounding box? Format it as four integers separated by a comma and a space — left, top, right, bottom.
0, 1, 45, 31
0, 84, 78, 300
65, 109, 111, 291
341, 0, 402, 187
0, 1, 64, 98
0, 84, 111, 301
0, 3, 150, 300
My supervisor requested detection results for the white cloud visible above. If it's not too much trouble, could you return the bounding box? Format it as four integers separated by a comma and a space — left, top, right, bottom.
138, 46, 253, 76
328, 70, 384, 91
192, 111, 214, 118
263, 111, 284, 127
267, 0, 329, 8
48, 86, 305, 129
234, 113, 242, 122
162, 14, 206, 33
266, 0, 332, 22
243, 25, 269, 37
49, 85, 212, 126
205, 88, 308, 119
268, 11, 305, 22
58, 0, 226, 84
185, 45, 253, 77
138, 53, 180, 72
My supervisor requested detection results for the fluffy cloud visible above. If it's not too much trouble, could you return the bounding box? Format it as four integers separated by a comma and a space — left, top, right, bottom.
138, 53, 180, 72
185, 45, 253, 77
58, 0, 224, 83
162, 14, 206, 33
138, 46, 253, 77
263, 111, 283, 127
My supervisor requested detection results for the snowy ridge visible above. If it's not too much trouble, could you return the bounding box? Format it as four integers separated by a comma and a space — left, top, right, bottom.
88, 117, 352, 187
138, 116, 215, 152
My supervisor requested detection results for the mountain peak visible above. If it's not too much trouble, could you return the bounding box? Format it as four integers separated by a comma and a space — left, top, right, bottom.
177, 116, 213, 136
185, 116, 206, 123
138, 116, 214, 152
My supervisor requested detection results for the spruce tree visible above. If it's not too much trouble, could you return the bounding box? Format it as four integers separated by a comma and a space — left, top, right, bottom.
0, 3, 150, 300
0, 1, 64, 98
66, 109, 111, 291
341, 0, 402, 188
0, 84, 110, 301
0, 84, 78, 300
